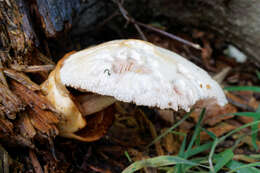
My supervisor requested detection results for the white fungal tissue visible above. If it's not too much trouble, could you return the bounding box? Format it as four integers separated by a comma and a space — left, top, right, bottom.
60, 39, 227, 111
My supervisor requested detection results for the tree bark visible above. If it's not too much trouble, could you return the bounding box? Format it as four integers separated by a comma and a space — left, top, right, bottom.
0, 0, 65, 147
147, 0, 260, 65
0, 0, 80, 65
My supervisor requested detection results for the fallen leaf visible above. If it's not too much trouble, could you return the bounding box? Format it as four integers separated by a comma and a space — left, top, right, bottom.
200, 122, 237, 141
192, 99, 236, 126
162, 128, 181, 154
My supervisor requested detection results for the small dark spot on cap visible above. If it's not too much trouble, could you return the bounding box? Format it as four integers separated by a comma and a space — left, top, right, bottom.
200, 84, 203, 88
206, 84, 211, 89
168, 102, 172, 106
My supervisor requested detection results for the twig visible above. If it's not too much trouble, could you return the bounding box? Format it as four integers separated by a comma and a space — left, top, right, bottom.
96, 11, 120, 30
37, 51, 55, 65
133, 23, 147, 41
116, 0, 147, 40
114, 0, 201, 50
10, 64, 54, 73
213, 66, 231, 84
3, 69, 41, 91
135, 21, 201, 50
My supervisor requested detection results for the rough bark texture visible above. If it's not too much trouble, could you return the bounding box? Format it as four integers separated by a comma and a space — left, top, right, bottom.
0, 0, 66, 147
0, 0, 37, 65
0, 0, 80, 65
0, 0, 112, 147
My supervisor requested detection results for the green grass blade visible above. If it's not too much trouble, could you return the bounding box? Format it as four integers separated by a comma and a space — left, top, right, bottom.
214, 149, 234, 172
209, 139, 219, 173
247, 154, 260, 160
185, 108, 206, 159
220, 120, 260, 144
125, 151, 132, 162
232, 128, 260, 151
208, 120, 260, 173
256, 70, 260, 81
224, 86, 260, 93
181, 157, 209, 172
202, 128, 217, 140
225, 82, 260, 149
122, 156, 199, 173
227, 107, 260, 150
175, 135, 187, 173
227, 161, 260, 173
146, 110, 193, 148
185, 142, 213, 158
252, 105, 260, 150
179, 135, 187, 158
225, 110, 260, 150
252, 117, 259, 150
232, 112, 260, 118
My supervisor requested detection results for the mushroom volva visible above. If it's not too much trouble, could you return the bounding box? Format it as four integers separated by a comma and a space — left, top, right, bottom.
41, 39, 227, 141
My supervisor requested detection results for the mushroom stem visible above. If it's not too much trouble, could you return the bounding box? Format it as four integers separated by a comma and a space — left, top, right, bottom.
76, 94, 116, 116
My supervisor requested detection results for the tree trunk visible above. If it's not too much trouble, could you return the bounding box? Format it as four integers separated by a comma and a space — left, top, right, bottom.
147, 0, 260, 65
0, 0, 80, 65
0, 0, 67, 147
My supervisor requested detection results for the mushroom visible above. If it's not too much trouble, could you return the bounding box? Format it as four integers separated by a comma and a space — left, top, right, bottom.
41, 39, 227, 141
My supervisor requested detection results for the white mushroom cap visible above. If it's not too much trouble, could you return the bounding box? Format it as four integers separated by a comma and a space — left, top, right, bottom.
60, 39, 227, 111
41, 39, 227, 140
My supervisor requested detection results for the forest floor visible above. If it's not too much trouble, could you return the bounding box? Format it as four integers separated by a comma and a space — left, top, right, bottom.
1, 21, 260, 173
